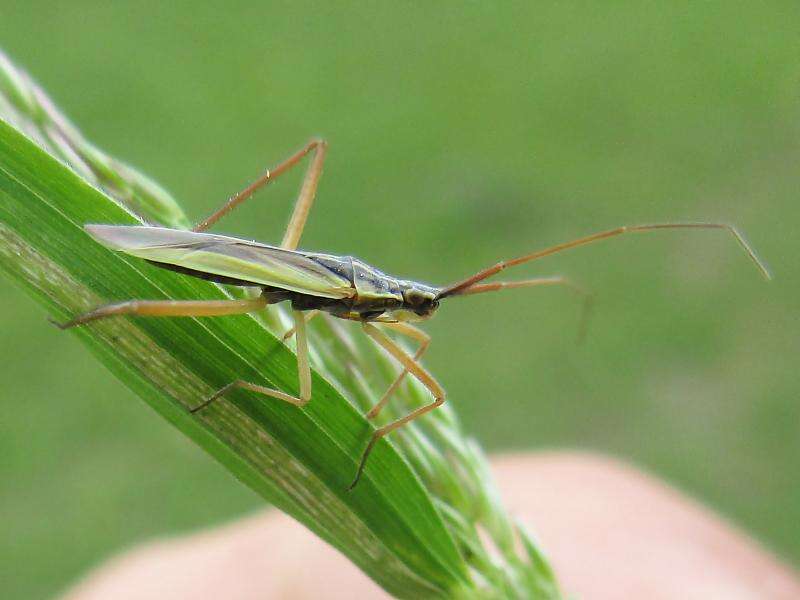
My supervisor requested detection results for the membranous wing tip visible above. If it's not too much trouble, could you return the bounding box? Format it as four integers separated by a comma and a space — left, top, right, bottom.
84, 224, 207, 251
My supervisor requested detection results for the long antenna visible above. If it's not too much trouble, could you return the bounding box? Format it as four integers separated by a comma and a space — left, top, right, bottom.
437, 222, 771, 298
448, 275, 594, 342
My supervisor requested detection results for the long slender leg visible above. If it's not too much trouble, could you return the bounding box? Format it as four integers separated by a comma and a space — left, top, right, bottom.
191, 309, 313, 413
280, 141, 327, 251
190, 379, 307, 413
367, 322, 430, 420
439, 222, 771, 297
455, 275, 594, 341
192, 139, 327, 235
53, 296, 268, 329
56, 298, 315, 413
351, 323, 445, 490
293, 309, 312, 401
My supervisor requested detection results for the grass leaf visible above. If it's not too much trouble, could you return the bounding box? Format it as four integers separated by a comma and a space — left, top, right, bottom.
0, 49, 561, 599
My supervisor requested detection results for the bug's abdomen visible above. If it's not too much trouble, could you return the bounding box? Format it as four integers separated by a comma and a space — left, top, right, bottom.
281, 290, 400, 322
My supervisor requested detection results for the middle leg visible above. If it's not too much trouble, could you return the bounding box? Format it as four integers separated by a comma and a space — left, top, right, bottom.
191, 309, 313, 413
192, 138, 327, 242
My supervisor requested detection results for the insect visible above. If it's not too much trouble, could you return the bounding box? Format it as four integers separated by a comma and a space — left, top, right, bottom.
55, 139, 771, 489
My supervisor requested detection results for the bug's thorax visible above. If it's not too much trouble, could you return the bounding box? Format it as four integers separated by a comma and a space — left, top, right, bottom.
284, 256, 441, 323
346, 259, 438, 321
351, 259, 403, 305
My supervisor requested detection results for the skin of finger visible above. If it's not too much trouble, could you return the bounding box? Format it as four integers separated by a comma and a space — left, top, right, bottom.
60, 453, 800, 600
59, 509, 385, 600
497, 452, 800, 600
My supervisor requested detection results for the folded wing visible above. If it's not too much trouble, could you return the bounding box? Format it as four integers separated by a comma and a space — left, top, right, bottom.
85, 225, 355, 299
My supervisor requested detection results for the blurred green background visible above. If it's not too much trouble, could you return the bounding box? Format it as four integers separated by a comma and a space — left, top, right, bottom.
1, 3, 798, 598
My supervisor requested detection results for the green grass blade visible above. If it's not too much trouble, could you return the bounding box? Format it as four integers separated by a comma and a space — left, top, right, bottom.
0, 49, 562, 599
0, 118, 469, 597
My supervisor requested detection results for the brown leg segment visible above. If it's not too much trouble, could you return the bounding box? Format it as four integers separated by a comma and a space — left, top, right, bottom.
192, 138, 327, 238
366, 322, 431, 420
55, 297, 314, 413
189, 138, 326, 403
351, 322, 445, 490
191, 309, 313, 413
53, 296, 268, 329
293, 309, 312, 401
190, 379, 308, 413
280, 142, 327, 251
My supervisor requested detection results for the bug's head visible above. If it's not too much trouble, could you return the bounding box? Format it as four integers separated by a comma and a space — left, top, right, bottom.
393, 281, 441, 321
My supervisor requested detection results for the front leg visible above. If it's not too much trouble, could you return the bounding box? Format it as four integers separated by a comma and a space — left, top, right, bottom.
366, 322, 431, 420
351, 322, 445, 490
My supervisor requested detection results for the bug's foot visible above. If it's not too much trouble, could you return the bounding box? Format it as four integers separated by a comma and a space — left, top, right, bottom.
348, 434, 381, 491
48, 316, 77, 330
347, 471, 362, 492
49, 307, 109, 329
347, 452, 368, 491
189, 390, 224, 414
